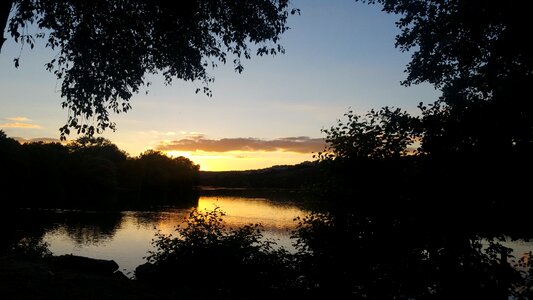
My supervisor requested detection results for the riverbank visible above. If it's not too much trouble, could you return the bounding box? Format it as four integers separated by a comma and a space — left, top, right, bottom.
0, 254, 207, 299
0, 254, 307, 300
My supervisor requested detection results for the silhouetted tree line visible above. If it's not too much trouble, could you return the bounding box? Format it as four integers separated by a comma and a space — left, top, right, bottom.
0, 132, 199, 209
199, 161, 321, 190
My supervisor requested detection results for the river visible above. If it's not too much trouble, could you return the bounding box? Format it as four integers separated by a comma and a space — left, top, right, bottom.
41, 194, 309, 277
8, 190, 533, 280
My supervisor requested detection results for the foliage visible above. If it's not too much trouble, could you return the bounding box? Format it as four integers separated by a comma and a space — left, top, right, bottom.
0, 132, 199, 209
357, 0, 533, 157
9, 236, 52, 259
306, 1, 533, 291
291, 211, 533, 299
317, 0, 533, 227
313, 107, 422, 209
144, 207, 294, 296
318, 107, 420, 161
128, 150, 200, 204
3, 0, 299, 139
359, 0, 533, 91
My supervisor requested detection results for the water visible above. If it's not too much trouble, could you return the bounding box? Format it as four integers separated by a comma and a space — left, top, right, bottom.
42, 195, 309, 277
12, 192, 533, 280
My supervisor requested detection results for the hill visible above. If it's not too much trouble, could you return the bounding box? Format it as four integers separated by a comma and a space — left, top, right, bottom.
199, 161, 321, 190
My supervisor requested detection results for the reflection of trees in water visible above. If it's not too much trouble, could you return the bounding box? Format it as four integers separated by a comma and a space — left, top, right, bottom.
51, 211, 123, 246
0, 209, 62, 253
198, 195, 308, 236
123, 200, 305, 239
292, 212, 533, 299
124, 209, 192, 230
199, 188, 313, 204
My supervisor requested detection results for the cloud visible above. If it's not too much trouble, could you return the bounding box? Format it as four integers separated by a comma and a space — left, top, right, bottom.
0, 122, 41, 129
0, 117, 41, 129
179, 131, 205, 139
137, 130, 202, 138
6, 117, 31, 122
156, 136, 325, 154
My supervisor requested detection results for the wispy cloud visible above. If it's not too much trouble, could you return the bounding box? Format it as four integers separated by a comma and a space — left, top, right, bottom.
6, 117, 31, 122
0, 122, 41, 129
180, 131, 205, 139
156, 136, 325, 154
137, 130, 174, 136
0, 117, 41, 129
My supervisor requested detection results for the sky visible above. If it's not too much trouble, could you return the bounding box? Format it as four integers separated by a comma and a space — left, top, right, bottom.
0, 0, 440, 171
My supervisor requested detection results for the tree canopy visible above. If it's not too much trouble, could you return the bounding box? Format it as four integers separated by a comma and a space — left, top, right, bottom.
362, 0, 533, 92
1, 0, 298, 139
0, 131, 200, 209
358, 0, 533, 156
319, 107, 419, 161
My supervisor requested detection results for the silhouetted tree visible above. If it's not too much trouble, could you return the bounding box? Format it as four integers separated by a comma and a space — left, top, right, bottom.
0, 132, 199, 209
128, 150, 199, 206
319, 107, 419, 161
357, 0, 533, 156
356, 0, 533, 226
315, 107, 421, 211
293, 104, 532, 299
2, 0, 298, 139
18, 141, 70, 207
143, 207, 294, 298
0, 130, 21, 206
68, 136, 128, 164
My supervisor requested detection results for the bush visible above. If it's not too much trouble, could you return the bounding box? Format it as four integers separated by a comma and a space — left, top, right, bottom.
143, 207, 294, 297
10, 237, 52, 260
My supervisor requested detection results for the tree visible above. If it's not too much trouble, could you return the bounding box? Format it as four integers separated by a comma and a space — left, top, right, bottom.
314, 107, 422, 213
144, 207, 292, 296
357, 0, 533, 155
353, 1, 533, 218
2, 0, 298, 139
68, 136, 128, 162
134, 150, 199, 204
319, 107, 420, 161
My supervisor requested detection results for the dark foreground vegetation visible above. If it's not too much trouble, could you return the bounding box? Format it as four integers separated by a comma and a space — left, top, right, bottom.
2, 205, 533, 300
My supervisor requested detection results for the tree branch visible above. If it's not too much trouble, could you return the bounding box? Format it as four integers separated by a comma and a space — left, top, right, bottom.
0, 0, 14, 54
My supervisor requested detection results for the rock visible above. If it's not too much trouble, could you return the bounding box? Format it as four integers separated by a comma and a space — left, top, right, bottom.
113, 270, 130, 280
0, 255, 54, 279
54, 254, 119, 275
134, 262, 156, 280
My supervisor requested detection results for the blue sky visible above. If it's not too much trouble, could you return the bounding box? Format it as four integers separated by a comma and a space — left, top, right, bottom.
0, 0, 440, 170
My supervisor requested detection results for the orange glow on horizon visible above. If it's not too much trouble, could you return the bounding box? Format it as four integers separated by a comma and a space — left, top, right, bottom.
163, 150, 315, 171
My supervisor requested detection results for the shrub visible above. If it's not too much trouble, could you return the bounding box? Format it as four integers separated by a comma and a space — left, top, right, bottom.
10, 237, 52, 260
143, 207, 294, 297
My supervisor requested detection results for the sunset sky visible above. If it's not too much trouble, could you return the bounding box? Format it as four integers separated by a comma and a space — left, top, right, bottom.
0, 0, 440, 171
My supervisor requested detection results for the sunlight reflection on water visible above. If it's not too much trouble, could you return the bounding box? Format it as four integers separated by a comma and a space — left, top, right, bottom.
43, 196, 309, 277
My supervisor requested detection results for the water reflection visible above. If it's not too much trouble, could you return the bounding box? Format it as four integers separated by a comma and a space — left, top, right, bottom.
42, 195, 309, 276
46, 211, 123, 246
200, 196, 304, 230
